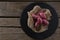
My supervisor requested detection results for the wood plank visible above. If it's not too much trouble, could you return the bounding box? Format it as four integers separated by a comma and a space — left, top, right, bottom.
0, 28, 24, 34
0, 18, 59, 28
2, 0, 60, 2
0, 2, 59, 40
0, 28, 33, 40
35, 0, 60, 1
0, 28, 60, 40
45, 28, 60, 40
0, 27, 59, 34
0, 18, 20, 26
0, 33, 33, 40
0, 2, 60, 17
0, 2, 32, 16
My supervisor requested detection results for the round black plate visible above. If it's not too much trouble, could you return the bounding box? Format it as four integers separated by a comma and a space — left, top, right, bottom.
20, 2, 58, 39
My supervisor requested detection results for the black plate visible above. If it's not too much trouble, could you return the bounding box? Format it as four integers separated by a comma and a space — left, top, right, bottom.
20, 2, 58, 39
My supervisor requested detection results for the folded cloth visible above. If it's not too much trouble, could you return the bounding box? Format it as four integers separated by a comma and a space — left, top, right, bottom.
27, 5, 52, 33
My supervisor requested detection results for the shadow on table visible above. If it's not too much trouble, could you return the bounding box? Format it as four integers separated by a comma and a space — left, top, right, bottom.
29, 36, 45, 40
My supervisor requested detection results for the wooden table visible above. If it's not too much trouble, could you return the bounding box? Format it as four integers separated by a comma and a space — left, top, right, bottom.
0, 2, 60, 40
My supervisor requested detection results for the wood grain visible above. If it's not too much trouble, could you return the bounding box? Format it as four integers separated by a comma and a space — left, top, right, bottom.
0, 2, 59, 28
0, 18, 59, 28
45, 28, 60, 40
0, 2, 31, 16
0, 2, 60, 17
0, 28, 24, 34
0, 2, 60, 40
0, 28, 60, 40
0, 18, 20, 26
3, 0, 60, 2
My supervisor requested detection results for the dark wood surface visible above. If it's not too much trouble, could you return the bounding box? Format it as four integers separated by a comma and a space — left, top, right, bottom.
0, 2, 60, 40
1, 0, 60, 2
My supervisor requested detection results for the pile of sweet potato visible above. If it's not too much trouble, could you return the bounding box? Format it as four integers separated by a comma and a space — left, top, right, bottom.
27, 5, 52, 32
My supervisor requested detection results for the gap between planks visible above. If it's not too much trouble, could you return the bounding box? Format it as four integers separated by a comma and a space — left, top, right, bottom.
0, 2, 59, 28
0, 2, 60, 40
0, 18, 59, 28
